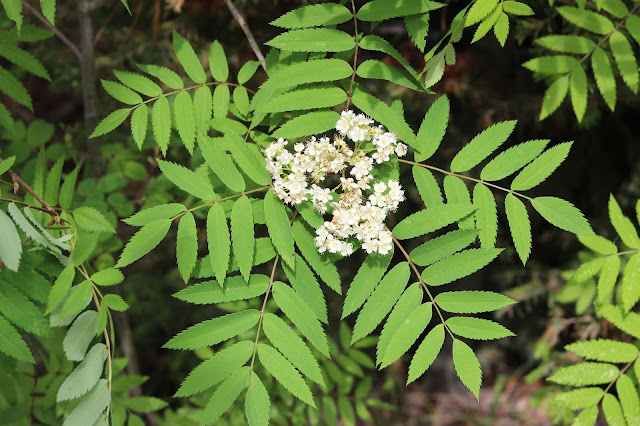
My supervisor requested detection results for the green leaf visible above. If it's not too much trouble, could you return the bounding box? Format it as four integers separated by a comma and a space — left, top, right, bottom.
223, 131, 271, 185
0, 44, 50, 80
272, 110, 341, 139
266, 28, 355, 52
201, 366, 250, 424
116, 219, 172, 268
1, 0, 22, 33
151, 97, 171, 155
617, 374, 640, 425
0, 283, 50, 336
200, 136, 245, 193
443, 176, 474, 229
258, 343, 315, 407
480, 139, 549, 181
557, 6, 614, 35
408, 324, 445, 384
0, 209, 21, 272
0, 156, 15, 176
101, 80, 142, 105
122, 397, 168, 412
453, 339, 482, 400
63, 310, 98, 361
263, 87, 347, 113
130, 106, 148, 150
352, 262, 410, 343
351, 85, 416, 147
74, 206, 115, 233
578, 234, 617, 255
175, 340, 253, 397
504, 194, 532, 265
292, 220, 341, 294
450, 120, 517, 172
549, 362, 619, 386
522, 56, 579, 74
58, 281, 92, 320
264, 190, 294, 266
158, 159, 215, 200
237, 61, 260, 85
494, 13, 509, 47
471, 6, 501, 43
263, 313, 324, 386
172, 31, 206, 84
357, 0, 444, 21
113, 70, 162, 97
626, 15, 640, 46
176, 212, 197, 282
103, 294, 128, 311
446, 316, 514, 340
283, 255, 327, 323
532, 196, 593, 235
0, 315, 33, 362
163, 310, 259, 350
174, 275, 269, 304
410, 229, 478, 266
393, 203, 476, 240
404, 13, 429, 52
136, 63, 184, 89
231, 196, 255, 282
213, 84, 230, 118
421, 248, 503, 286
540, 76, 569, 120
502, 1, 534, 15
511, 142, 573, 191
44, 158, 63, 206
208, 40, 229, 82
272, 281, 329, 357
569, 66, 587, 122
359, 35, 421, 82
338, 397, 356, 426
473, 183, 497, 248
90, 108, 130, 138
603, 393, 626, 425
7, 202, 58, 254
609, 195, 640, 249
39, 0, 55, 24
245, 372, 270, 426
173, 91, 196, 153
435, 291, 516, 313
413, 167, 444, 207
622, 253, 640, 312
47, 264, 75, 314
57, 343, 108, 401
124, 203, 185, 226
592, 48, 616, 111
381, 302, 432, 368
414, 95, 449, 161
63, 380, 110, 426
572, 406, 599, 426
535, 35, 595, 54
342, 252, 393, 319
194, 86, 212, 142
566, 339, 639, 364
377, 283, 422, 365
0, 66, 31, 110
598, 255, 620, 303
466, 0, 498, 26
552, 387, 603, 410
207, 204, 230, 287
271, 3, 352, 28
356, 59, 424, 91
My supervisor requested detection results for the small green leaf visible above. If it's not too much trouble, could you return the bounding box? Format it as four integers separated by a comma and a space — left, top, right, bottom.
136, 63, 184, 89
163, 310, 259, 350
473, 183, 497, 248
408, 324, 445, 384
213, 84, 230, 118
151, 97, 171, 155
450, 120, 517, 172
176, 212, 197, 282
603, 393, 626, 425
0, 314, 33, 362
266, 28, 355, 52
435, 291, 516, 313
63, 310, 98, 361
566, 339, 639, 364
173, 91, 196, 153
446, 316, 514, 340
283, 255, 327, 323
172, 31, 206, 84
116, 219, 172, 268
414, 95, 449, 162
617, 374, 640, 425
90, 108, 130, 138
342, 252, 393, 319
502, 1, 534, 15
592, 48, 616, 111
223, 131, 271, 185
393, 203, 476, 240
381, 302, 432, 368
122, 397, 168, 413
523, 56, 579, 74
357, 0, 444, 21
532, 196, 593, 235
47, 264, 75, 314
207, 204, 230, 287
201, 367, 250, 423
231, 196, 255, 282
410, 229, 478, 267
124, 203, 185, 226
200, 136, 245, 193
421, 248, 503, 286
480, 139, 549, 181
622, 253, 640, 312
540, 76, 569, 120
535, 35, 594, 54
103, 294, 129, 311
264, 190, 295, 266
101, 80, 142, 105
504, 193, 531, 264
237, 61, 260, 84
245, 372, 270, 426
74, 206, 115, 233
0, 209, 21, 272
209, 40, 228, 82
272, 110, 341, 140
263, 87, 347, 113
292, 220, 341, 294
271, 3, 352, 28
258, 343, 315, 407
557, 6, 614, 35
57, 343, 108, 401
548, 362, 619, 386
377, 283, 422, 365
453, 339, 482, 400
412, 167, 444, 207
62, 380, 110, 426
114, 70, 162, 97
174, 275, 269, 304
158, 159, 215, 200
356, 59, 424, 92
511, 142, 573, 191
609, 195, 640, 249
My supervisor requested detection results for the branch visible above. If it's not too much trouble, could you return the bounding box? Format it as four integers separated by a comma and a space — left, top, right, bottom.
224, 0, 267, 74
0, 157, 59, 217
21, 0, 82, 61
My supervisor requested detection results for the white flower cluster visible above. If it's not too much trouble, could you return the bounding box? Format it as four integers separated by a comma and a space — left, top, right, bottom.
265, 110, 408, 256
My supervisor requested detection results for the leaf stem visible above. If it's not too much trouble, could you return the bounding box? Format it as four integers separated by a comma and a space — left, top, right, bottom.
0, 157, 61, 217
398, 158, 533, 201
600, 352, 640, 399
136, 81, 255, 108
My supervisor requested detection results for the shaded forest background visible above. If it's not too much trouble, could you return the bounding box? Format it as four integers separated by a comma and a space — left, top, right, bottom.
3, 0, 640, 423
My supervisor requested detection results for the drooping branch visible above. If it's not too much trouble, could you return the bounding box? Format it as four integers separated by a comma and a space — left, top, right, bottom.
21, 0, 82, 60
224, 0, 267, 74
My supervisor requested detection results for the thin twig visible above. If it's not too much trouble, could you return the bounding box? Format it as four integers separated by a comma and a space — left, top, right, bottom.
224, 0, 267, 74
21, 0, 82, 60
0, 157, 59, 217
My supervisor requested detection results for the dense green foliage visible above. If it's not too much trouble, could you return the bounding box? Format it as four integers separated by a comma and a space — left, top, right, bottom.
1, 0, 639, 425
